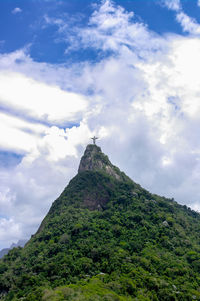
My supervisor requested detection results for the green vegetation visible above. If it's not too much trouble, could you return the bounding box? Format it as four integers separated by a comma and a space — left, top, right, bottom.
1, 146, 200, 300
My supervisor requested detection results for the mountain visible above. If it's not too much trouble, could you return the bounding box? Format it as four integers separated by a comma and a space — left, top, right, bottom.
0, 240, 27, 259
1, 144, 200, 300
10, 240, 27, 250
0, 249, 9, 260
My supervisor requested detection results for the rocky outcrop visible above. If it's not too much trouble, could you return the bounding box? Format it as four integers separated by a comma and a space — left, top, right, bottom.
78, 144, 131, 182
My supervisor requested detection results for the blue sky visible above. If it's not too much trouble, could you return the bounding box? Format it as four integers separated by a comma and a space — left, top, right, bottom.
1, 0, 200, 249
0, 0, 195, 63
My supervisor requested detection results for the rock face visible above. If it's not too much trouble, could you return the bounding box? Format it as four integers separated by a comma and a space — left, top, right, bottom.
78, 144, 131, 182
72, 144, 134, 210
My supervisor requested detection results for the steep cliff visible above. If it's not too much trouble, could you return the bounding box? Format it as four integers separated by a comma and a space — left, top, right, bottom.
78, 144, 131, 182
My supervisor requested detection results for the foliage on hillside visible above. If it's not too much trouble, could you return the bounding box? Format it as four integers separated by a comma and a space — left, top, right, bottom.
1, 156, 200, 300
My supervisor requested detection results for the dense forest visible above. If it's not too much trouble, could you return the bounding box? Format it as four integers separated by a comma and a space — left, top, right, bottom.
1, 145, 200, 300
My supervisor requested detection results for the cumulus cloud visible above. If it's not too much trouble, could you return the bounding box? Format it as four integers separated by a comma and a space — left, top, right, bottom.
0, 217, 23, 248
55, 0, 166, 57
0, 112, 48, 154
0, 71, 88, 125
2, 0, 200, 248
12, 7, 22, 14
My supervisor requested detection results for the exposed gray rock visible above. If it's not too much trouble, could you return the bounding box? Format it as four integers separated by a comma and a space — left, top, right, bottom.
78, 144, 131, 182
162, 220, 169, 227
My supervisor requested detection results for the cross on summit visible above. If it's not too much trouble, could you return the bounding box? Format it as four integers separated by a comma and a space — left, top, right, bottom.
91, 136, 98, 145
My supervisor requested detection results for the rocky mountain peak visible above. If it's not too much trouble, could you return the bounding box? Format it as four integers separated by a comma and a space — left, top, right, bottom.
78, 144, 131, 182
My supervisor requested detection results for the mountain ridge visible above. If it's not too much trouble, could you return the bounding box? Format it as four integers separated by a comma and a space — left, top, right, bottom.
0, 239, 27, 259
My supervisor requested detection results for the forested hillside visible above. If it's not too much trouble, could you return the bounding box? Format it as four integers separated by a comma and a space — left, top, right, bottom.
1, 145, 200, 300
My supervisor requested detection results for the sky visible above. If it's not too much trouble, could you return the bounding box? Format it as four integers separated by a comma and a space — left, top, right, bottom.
1, 0, 200, 249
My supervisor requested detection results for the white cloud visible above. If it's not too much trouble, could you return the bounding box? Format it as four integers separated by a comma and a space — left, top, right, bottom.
163, 0, 200, 35
44, 0, 165, 57
0, 71, 88, 125
78, 0, 165, 56
12, 7, 22, 14
197, 0, 200, 7
0, 217, 23, 248
0, 49, 79, 91
0, 112, 47, 154
163, 0, 181, 11
176, 12, 200, 35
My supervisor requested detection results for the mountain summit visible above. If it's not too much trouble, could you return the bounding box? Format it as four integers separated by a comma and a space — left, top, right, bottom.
1, 145, 200, 300
78, 144, 131, 182
48, 144, 136, 212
